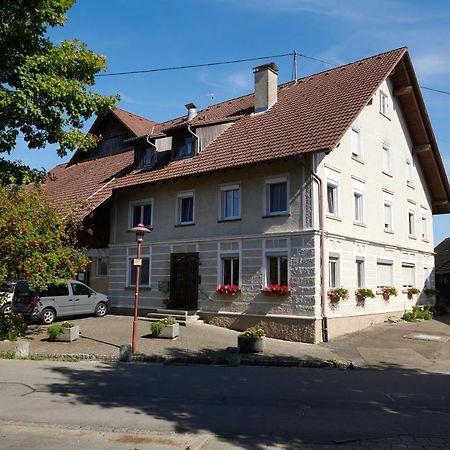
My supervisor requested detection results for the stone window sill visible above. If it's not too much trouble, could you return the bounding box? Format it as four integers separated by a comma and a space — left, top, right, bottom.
218, 218, 242, 223
327, 214, 342, 222
262, 213, 290, 219
125, 286, 152, 290
384, 229, 394, 234
408, 234, 417, 240
353, 221, 366, 227
382, 171, 393, 178
175, 223, 195, 227
352, 155, 364, 164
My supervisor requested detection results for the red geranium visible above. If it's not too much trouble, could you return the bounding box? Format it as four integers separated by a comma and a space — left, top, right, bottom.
217, 284, 240, 295
262, 284, 291, 295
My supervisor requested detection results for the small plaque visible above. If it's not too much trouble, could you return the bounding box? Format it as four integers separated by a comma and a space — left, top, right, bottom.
133, 258, 142, 266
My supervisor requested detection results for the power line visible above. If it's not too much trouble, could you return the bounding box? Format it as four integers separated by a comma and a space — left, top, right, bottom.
96, 52, 294, 77
96, 50, 450, 97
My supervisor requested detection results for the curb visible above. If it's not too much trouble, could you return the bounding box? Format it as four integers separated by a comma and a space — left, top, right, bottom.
0, 350, 355, 369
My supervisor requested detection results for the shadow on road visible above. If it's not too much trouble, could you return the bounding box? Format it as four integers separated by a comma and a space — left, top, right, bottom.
44, 354, 450, 449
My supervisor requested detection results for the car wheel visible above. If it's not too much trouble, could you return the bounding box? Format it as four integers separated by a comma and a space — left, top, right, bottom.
41, 308, 56, 325
0, 303, 12, 315
95, 302, 107, 317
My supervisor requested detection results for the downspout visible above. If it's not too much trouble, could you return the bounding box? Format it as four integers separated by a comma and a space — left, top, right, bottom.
187, 124, 201, 155
299, 155, 328, 342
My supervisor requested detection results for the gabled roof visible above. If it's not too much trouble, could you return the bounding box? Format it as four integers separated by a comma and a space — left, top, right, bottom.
45, 47, 450, 219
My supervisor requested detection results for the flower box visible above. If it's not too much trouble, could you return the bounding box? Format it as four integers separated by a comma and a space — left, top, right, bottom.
262, 284, 291, 296
55, 325, 79, 342
217, 284, 241, 296
238, 336, 265, 353
158, 323, 179, 339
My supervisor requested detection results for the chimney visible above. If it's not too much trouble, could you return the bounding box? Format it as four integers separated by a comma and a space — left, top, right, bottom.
185, 103, 197, 121
253, 62, 278, 113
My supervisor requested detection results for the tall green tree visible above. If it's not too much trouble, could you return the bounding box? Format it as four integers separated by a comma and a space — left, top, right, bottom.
0, 0, 117, 183
0, 184, 88, 289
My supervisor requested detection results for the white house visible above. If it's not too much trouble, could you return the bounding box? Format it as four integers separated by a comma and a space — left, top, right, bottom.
46, 48, 450, 342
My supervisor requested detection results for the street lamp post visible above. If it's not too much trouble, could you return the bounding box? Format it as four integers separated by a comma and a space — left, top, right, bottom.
128, 223, 151, 353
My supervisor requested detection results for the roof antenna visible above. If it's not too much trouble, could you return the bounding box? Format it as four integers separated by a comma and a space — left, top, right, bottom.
207, 93, 215, 104
292, 50, 298, 83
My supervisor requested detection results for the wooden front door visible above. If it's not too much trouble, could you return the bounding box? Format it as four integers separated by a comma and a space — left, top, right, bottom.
170, 253, 199, 310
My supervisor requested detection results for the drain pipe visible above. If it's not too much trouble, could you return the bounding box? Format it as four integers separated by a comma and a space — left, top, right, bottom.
299, 155, 328, 342
187, 124, 201, 155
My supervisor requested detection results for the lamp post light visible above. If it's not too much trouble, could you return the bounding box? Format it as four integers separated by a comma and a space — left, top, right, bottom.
127, 223, 151, 353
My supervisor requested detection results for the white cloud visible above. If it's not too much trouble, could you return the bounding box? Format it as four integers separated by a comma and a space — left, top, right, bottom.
226, 71, 253, 91
413, 52, 450, 78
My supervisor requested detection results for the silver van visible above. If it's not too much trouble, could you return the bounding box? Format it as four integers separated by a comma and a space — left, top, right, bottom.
12, 280, 108, 324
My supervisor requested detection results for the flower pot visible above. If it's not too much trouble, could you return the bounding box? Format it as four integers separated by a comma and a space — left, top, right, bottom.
158, 323, 179, 339
238, 336, 265, 353
55, 325, 79, 342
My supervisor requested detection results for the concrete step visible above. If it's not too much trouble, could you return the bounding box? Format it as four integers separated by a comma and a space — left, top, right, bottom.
146, 310, 201, 327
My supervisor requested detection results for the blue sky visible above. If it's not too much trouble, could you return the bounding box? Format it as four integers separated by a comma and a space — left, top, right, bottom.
9, 0, 450, 243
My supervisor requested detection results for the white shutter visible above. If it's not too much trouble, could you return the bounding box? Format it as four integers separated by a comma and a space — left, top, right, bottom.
377, 262, 393, 287
402, 264, 414, 287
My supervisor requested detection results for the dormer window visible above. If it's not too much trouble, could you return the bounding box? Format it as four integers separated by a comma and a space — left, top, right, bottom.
135, 145, 156, 169
175, 136, 193, 160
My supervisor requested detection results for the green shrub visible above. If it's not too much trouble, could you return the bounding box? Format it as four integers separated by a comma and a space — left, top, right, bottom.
403, 305, 433, 322
4, 350, 16, 359
0, 314, 27, 341
47, 321, 74, 341
355, 288, 375, 300
239, 327, 265, 338
150, 316, 176, 337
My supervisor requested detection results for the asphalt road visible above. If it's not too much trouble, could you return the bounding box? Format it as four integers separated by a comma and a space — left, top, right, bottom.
1, 359, 450, 449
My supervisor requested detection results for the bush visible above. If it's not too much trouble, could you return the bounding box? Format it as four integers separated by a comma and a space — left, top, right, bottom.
150, 317, 176, 336
239, 327, 265, 338
47, 321, 74, 341
403, 305, 433, 322
0, 314, 27, 341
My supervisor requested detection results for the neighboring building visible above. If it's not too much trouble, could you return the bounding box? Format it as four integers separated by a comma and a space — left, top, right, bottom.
46, 47, 450, 342
435, 238, 450, 305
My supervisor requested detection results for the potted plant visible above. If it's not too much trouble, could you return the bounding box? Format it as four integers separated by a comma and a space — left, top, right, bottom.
150, 316, 179, 339
47, 321, 79, 342
406, 287, 420, 299
328, 287, 349, 302
379, 286, 398, 300
238, 327, 265, 353
355, 288, 375, 302
262, 284, 291, 296
217, 284, 241, 296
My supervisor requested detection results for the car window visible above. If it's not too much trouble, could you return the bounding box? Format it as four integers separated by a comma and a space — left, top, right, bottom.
40, 284, 69, 297
71, 283, 91, 296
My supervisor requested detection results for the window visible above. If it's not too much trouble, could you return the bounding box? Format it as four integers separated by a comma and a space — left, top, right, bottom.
380, 90, 389, 116
40, 283, 69, 297
220, 184, 240, 220
377, 260, 393, 288
177, 192, 194, 224
408, 210, 415, 236
175, 136, 193, 160
328, 255, 339, 288
265, 177, 288, 215
402, 263, 415, 288
423, 267, 430, 288
71, 283, 91, 296
421, 213, 428, 240
128, 257, 150, 287
383, 192, 393, 231
382, 143, 391, 173
143, 147, 155, 167
356, 258, 365, 288
327, 182, 338, 215
351, 127, 361, 159
222, 257, 239, 286
267, 255, 288, 286
131, 201, 152, 228
354, 191, 363, 223
406, 159, 413, 185
97, 258, 108, 277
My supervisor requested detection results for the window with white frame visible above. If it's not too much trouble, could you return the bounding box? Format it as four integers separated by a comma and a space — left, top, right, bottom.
380, 90, 389, 116
377, 260, 393, 288
356, 257, 365, 288
423, 267, 430, 288
96, 257, 108, 277
220, 184, 240, 220
421, 210, 428, 240
407, 202, 415, 236
267, 255, 288, 286
265, 176, 288, 215
406, 159, 413, 185
130, 200, 152, 228
177, 191, 194, 224
328, 254, 340, 288
222, 257, 239, 286
383, 191, 393, 231
128, 257, 150, 287
327, 182, 339, 215
402, 263, 415, 288
352, 178, 365, 224
382, 143, 391, 173
351, 127, 361, 159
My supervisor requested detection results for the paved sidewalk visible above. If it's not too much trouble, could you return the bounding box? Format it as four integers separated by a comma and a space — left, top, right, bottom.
1, 314, 450, 372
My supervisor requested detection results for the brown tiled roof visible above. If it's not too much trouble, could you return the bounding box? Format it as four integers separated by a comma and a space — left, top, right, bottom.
435, 238, 450, 274
45, 150, 134, 218
113, 48, 408, 190
111, 108, 158, 136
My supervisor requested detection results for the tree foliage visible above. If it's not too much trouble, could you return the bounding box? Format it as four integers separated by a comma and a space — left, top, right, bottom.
0, 0, 117, 160
0, 184, 88, 290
